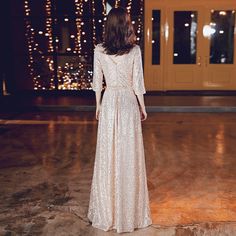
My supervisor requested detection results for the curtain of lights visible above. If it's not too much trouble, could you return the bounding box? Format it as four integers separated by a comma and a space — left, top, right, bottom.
23, 0, 144, 90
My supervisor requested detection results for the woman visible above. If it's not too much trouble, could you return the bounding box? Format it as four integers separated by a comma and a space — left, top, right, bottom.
87, 6, 152, 233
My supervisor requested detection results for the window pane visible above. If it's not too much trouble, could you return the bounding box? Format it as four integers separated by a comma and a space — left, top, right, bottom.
13, 0, 48, 17
27, 0, 48, 17
31, 55, 55, 90
210, 10, 235, 64
26, 17, 54, 54
152, 10, 161, 65
54, 17, 93, 54
173, 11, 197, 64
54, 17, 79, 53
57, 56, 93, 90
54, 0, 77, 17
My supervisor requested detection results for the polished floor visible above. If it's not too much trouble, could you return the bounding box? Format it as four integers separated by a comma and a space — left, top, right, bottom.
0, 111, 236, 235
1, 94, 236, 113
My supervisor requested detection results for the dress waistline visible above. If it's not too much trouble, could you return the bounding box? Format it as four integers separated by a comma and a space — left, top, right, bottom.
106, 86, 133, 91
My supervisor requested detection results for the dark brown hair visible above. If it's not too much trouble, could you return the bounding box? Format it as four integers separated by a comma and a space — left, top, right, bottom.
102, 7, 136, 55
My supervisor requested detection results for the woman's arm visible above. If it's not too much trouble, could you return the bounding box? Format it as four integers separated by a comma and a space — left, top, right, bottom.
132, 45, 147, 121
136, 94, 147, 121
91, 45, 103, 120
95, 91, 102, 120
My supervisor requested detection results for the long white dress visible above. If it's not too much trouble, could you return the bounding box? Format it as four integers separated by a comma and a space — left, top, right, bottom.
87, 43, 152, 233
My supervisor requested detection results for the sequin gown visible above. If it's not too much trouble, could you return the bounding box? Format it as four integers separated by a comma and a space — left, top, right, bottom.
87, 43, 152, 233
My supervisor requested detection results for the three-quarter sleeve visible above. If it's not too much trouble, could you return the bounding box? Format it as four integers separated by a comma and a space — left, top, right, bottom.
132, 45, 146, 95
91, 46, 103, 92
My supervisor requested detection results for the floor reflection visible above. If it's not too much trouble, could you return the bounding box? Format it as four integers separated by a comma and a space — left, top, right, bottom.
0, 112, 236, 235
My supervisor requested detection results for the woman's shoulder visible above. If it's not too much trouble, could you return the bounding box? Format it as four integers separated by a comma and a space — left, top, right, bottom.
94, 43, 105, 53
94, 43, 140, 55
133, 43, 140, 48
133, 44, 141, 51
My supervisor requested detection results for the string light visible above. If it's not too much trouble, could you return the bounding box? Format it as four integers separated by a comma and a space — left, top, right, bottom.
127, 0, 132, 14
91, 0, 96, 46
24, 0, 55, 90
136, 0, 143, 43
70, 0, 84, 90
58, 0, 86, 90
23, 1, 144, 90
102, 0, 106, 37
24, 0, 37, 88
45, 0, 55, 89
45, 0, 53, 52
74, 0, 83, 53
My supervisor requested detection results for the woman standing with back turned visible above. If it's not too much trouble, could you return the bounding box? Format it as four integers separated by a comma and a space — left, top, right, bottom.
87, 6, 152, 233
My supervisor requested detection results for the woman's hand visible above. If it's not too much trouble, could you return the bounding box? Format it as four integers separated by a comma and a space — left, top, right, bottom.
136, 94, 147, 121
140, 107, 147, 121
96, 104, 101, 120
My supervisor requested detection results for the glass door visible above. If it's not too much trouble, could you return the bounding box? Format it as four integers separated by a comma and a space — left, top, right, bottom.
145, 0, 236, 91
144, 0, 165, 91
165, 6, 205, 90
204, 9, 236, 89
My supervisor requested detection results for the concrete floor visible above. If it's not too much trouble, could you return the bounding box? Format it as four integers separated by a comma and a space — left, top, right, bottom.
0, 112, 236, 235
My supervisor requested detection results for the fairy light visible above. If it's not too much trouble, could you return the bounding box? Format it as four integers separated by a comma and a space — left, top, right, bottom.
24, 0, 30, 16
24, 0, 37, 88
136, 0, 143, 43
58, 0, 86, 90
24, 0, 55, 90
45, 0, 53, 52
23, 1, 144, 91
45, 0, 54, 90
102, 0, 106, 37
74, 0, 84, 90
91, 0, 96, 46
127, 0, 132, 14
74, 0, 83, 53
